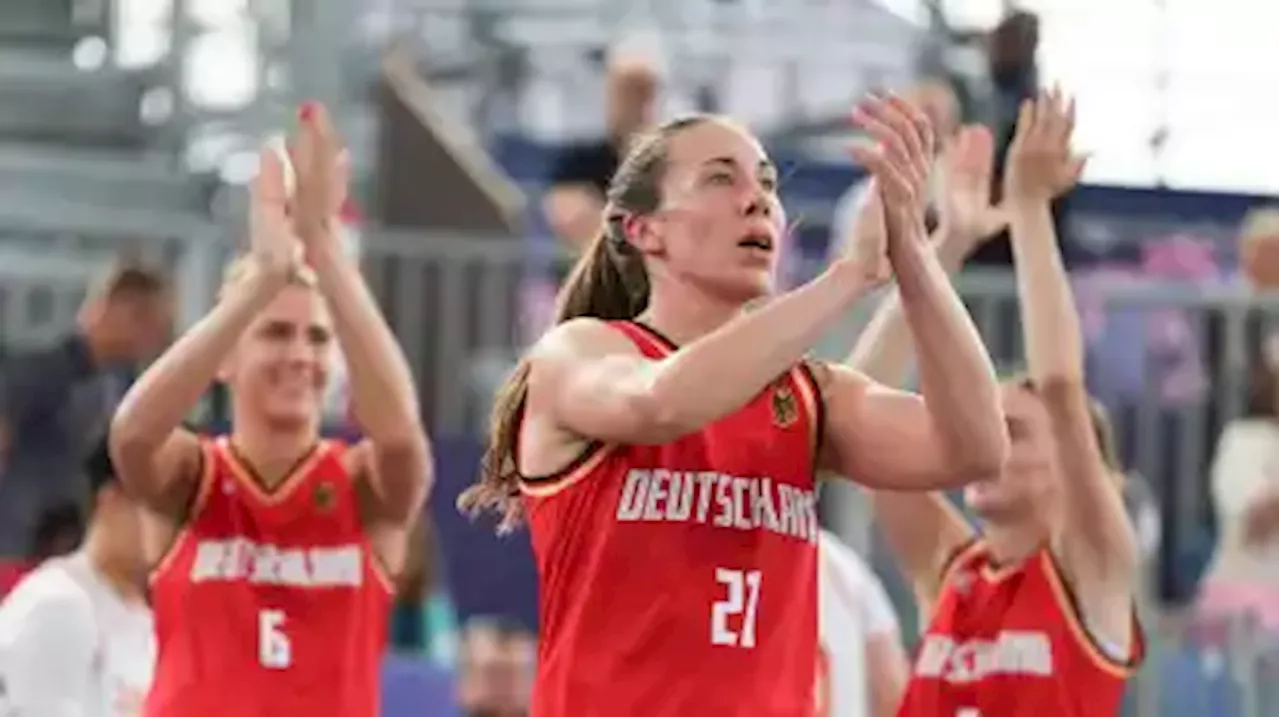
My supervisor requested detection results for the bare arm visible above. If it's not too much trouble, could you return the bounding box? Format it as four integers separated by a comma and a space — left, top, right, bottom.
866, 633, 910, 717
529, 261, 873, 446
842, 125, 1005, 605
821, 99, 1007, 490
1006, 94, 1139, 603
111, 147, 299, 518
295, 105, 433, 528
310, 242, 432, 525
111, 261, 287, 516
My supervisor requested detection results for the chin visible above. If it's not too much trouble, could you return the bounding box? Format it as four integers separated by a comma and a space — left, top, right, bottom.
261, 404, 318, 431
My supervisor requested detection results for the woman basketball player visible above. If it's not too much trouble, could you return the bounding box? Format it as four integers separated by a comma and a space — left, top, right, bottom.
110, 104, 432, 717
849, 90, 1144, 716
460, 96, 1009, 716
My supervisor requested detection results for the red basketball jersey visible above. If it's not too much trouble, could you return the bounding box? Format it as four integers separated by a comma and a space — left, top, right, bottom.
521, 320, 822, 717
145, 437, 394, 717
897, 540, 1144, 717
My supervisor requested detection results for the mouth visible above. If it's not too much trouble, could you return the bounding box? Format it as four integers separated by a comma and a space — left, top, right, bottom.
736, 231, 775, 254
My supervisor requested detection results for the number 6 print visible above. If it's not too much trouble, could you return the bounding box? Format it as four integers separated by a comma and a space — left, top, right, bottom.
710, 568, 762, 648
258, 608, 292, 669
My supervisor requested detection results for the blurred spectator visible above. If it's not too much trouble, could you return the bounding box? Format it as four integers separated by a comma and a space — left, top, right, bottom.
969, 10, 1078, 268
828, 79, 960, 262
0, 262, 172, 558
1199, 335, 1279, 629
542, 51, 658, 253
817, 532, 907, 717
0, 433, 154, 714
0, 503, 83, 596
456, 617, 534, 717
1239, 206, 1279, 290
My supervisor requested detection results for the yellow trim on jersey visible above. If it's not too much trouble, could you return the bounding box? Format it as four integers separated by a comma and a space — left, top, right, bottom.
518, 443, 618, 498
1038, 551, 1143, 678
218, 436, 330, 505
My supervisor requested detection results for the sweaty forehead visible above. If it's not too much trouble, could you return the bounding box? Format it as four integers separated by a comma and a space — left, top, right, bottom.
664, 120, 771, 169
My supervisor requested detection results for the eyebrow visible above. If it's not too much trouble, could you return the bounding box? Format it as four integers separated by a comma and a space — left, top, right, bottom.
703, 156, 777, 174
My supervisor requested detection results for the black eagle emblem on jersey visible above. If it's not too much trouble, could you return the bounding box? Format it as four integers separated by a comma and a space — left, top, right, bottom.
772, 381, 799, 429
313, 480, 337, 512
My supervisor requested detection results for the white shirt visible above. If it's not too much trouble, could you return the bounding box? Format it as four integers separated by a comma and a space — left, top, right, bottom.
1204, 419, 1280, 586
818, 532, 900, 717
0, 553, 155, 717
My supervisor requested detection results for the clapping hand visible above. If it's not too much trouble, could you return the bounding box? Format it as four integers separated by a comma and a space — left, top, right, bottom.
940, 124, 1007, 248
247, 142, 306, 280
290, 102, 350, 252
850, 94, 934, 252
1004, 88, 1087, 204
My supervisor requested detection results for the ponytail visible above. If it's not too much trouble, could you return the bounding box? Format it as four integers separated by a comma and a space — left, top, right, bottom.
459, 222, 649, 531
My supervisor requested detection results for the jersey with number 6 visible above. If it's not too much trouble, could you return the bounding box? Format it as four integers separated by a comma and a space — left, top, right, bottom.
144, 437, 394, 717
520, 320, 823, 717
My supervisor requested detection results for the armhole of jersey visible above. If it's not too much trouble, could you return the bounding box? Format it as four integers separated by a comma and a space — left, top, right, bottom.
1039, 551, 1146, 677
150, 439, 216, 581
514, 320, 661, 500
348, 446, 402, 597
793, 361, 825, 474
936, 537, 983, 594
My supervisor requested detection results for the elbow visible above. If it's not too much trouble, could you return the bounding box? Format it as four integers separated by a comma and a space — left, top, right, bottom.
108, 407, 158, 465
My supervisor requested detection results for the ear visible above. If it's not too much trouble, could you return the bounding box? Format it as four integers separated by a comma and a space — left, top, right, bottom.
623, 213, 665, 255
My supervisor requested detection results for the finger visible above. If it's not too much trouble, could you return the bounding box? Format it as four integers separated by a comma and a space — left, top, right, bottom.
852, 145, 913, 203
877, 95, 926, 164
857, 99, 928, 192
969, 124, 995, 186
253, 145, 288, 207
853, 109, 914, 182
1009, 99, 1035, 154
885, 93, 935, 165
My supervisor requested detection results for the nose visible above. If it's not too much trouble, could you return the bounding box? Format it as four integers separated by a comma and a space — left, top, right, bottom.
742, 185, 772, 219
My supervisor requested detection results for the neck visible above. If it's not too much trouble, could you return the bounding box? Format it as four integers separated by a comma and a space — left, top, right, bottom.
638, 280, 743, 346
83, 529, 145, 604
981, 513, 1052, 566
229, 410, 319, 487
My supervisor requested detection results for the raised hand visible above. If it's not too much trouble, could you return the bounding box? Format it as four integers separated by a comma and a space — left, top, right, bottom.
290, 102, 350, 248
849, 94, 934, 259
939, 124, 1007, 246
248, 143, 306, 278
1004, 88, 1086, 204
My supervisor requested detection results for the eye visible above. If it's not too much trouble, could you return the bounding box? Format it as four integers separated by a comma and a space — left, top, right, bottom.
706, 171, 734, 186
759, 175, 778, 192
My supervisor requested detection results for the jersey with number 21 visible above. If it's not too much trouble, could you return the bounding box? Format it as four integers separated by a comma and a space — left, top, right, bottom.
144, 437, 393, 717
520, 321, 823, 717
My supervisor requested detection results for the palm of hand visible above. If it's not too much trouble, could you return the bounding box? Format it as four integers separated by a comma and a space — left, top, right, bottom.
941, 124, 1006, 241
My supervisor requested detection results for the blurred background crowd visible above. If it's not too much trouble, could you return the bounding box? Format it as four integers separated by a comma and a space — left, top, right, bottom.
0, 0, 1275, 715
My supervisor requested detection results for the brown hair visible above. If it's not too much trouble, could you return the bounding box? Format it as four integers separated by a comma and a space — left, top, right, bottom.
458, 114, 714, 530
94, 260, 170, 302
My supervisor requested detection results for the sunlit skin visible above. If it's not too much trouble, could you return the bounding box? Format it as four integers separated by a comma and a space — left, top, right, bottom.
629, 119, 787, 306
218, 284, 334, 433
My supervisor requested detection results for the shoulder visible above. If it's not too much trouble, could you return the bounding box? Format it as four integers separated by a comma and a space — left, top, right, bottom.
529, 318, 642, 364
